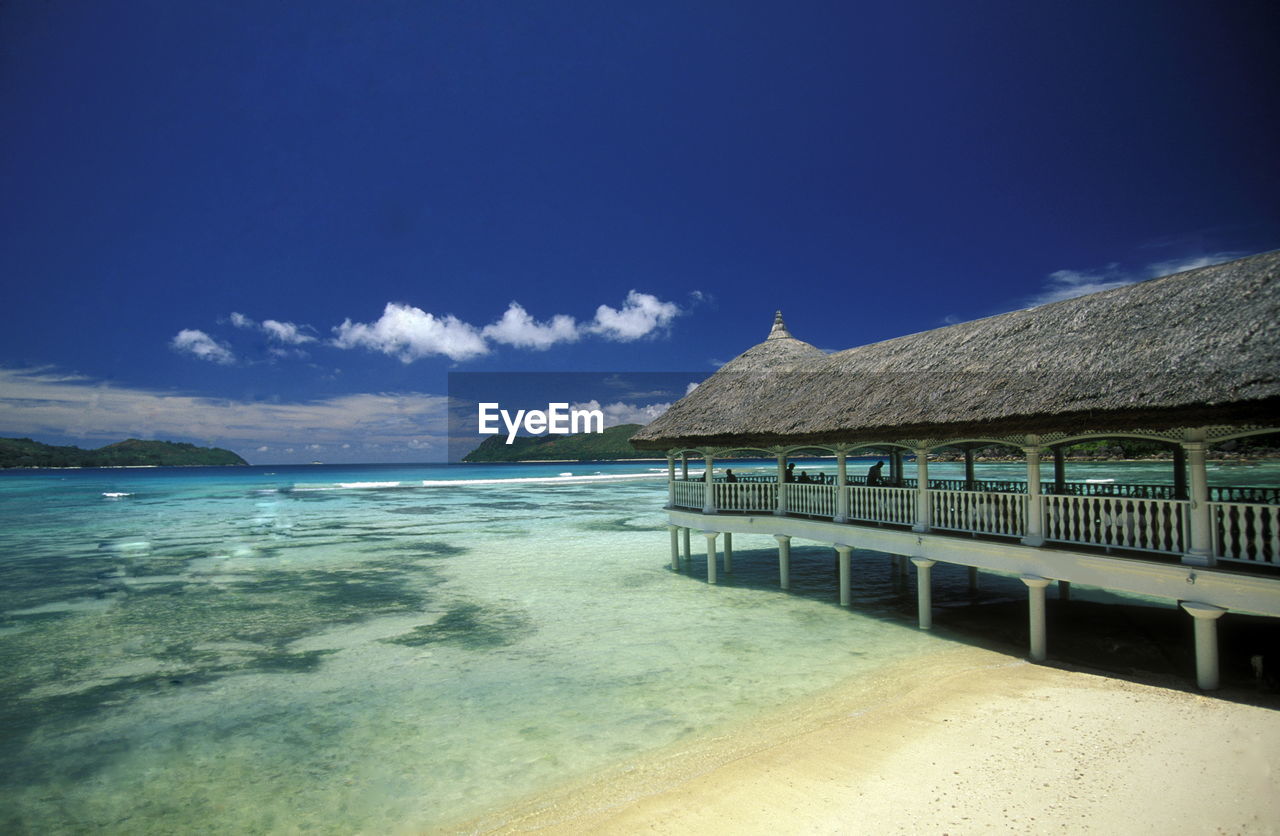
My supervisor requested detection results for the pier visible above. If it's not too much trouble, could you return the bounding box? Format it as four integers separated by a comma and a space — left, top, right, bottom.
632, 252, 1280, 690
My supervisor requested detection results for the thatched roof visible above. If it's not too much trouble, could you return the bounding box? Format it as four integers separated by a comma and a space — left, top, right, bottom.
632, 251, 1280, 450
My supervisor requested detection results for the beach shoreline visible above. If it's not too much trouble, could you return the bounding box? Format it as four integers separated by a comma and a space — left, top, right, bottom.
455, 645, 1280, 834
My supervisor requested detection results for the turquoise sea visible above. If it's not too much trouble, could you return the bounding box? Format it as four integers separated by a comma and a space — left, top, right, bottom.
1, 458, 1276, 833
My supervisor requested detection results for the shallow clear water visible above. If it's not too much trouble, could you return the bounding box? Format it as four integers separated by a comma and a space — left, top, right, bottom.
1, 459, 1275, 832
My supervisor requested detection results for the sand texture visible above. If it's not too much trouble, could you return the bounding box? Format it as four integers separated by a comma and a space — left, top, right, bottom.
461, 647, 1280, 834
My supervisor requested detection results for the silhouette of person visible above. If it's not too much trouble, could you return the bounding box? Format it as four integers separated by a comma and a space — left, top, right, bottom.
725, 469, 738, 483
867, 460, 885, 486
785, 462, 795, 482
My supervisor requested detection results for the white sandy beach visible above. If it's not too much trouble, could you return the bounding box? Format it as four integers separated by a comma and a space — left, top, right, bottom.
460, 646, 1280, 834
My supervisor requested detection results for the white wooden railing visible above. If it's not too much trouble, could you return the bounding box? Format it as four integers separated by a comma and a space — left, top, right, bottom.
845, 486, 917, 526
1043, 494, 1186, 553
669, 479, 1279, 569
672, 481, 705, 509
713, 481, 777, 512
1211, 501, 1280, 565
787, 483, 836, 517
930, 489, 1027, 537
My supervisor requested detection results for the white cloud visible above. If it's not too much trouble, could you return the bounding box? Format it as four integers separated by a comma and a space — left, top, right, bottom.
204, 292, 685, 367
1027, 265, 1134, 306
685, 381, 700, 395
571, 398, 671, 427
261, 319, 315, 345
0, 367, 448, 458
171, 329, 235, 365
332, 303, 489, 362
587, 291, 680, 341
228, 312, 314, 345
1028, 252, 1245, 308
1146, 252, 1240, 278
481, 302, 579, 350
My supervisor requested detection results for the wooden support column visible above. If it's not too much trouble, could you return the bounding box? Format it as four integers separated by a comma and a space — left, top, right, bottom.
1022, 575, 1051, 662
668, 524, 680, 570
834, 450, 848, 523
913, 448, 930, 532
836, 545, 853, 606
1052, 446, 1065, 494
1022, 441, 1045, 547
666, 455, 676, 508
1181, 602, 1226, 690
775, 452, 788, 516
702, 531, 718, 584
963, 446, 976, 491
910, 558, 936, 629
774, 534, 792, 590
1182, 436, 1214, 566
702, 454, 716, 514
968, 566, 979, 594
890, 449, 905, 486
1059, 580, 1071, 601
681, 526, 691, 561
723, 532, 733, 573
1173, 444, 1188, 500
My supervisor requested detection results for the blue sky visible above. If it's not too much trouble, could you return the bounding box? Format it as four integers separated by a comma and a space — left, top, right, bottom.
1, 1, 1277, 464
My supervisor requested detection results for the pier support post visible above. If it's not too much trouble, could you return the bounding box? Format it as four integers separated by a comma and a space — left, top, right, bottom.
774, 534, 792, 590
668, 524, 680, 570
910, 557, 936, 629
775, 453, 788, 516
968, 566, 979, 595
912, 448, 930, 533
1022, 441, 1045, 547
1181, 602, 1226, 690
723, 532, 733, 573
1182, 437, 1215, 567
1022, 575, 1051, 662
681, 526, 691, 562
667, 456, 676, 508
836, 545, 853, 606
702, 531, 719, 584
703, 454, 716, 514
1059, 580, 1071, 601
834, 450, 848, 523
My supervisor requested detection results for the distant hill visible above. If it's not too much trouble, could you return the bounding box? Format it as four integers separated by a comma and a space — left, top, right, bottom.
0, 437, 248, 468
462, 424, 651, 462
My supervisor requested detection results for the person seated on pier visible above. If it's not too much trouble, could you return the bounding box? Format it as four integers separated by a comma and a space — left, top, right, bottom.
785, 462, 796, 482
725, 469, 738, 483
797, 470, 812, 483
867, 460, 885, 486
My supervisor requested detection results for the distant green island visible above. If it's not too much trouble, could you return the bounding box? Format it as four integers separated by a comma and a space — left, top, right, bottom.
463, 424, 652, 462
0, 437, 248, 469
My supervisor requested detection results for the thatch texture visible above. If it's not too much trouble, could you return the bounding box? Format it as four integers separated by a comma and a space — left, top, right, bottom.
632, 252, 1280, 450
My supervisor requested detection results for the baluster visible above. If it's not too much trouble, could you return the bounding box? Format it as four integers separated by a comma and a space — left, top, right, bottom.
1267, 506, 1279, 564
1249, 505, 1264, 562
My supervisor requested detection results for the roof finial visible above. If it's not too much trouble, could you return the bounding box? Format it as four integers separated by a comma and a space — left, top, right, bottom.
767, 310, 793, 340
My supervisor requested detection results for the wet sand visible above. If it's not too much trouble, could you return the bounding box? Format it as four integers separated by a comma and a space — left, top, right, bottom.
458, 646, 1280, 834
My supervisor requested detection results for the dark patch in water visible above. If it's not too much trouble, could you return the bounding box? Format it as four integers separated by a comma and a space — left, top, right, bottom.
577, 517, 667, 533
386, 506, 445, 515
412, 542, 468, 559
466, 500, 543, 511
616, 573, 661, 589
561, 501, 620, 511
0, 648, 335, 787
384, 603, 531, 649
